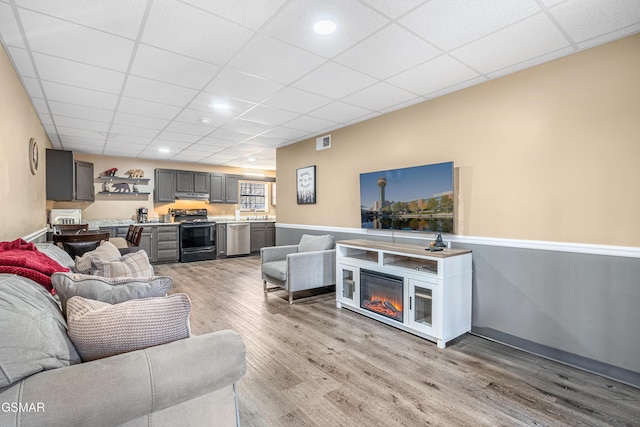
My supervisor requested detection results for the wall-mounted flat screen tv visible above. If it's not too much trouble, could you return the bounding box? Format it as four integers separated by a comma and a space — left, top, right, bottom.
360, 161, 454, 233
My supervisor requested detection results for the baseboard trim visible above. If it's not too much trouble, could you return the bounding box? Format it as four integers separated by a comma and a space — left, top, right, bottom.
275, 223, 640, 258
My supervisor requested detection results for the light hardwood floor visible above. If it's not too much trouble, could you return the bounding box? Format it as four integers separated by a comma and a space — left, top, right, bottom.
154, 256, 640, 426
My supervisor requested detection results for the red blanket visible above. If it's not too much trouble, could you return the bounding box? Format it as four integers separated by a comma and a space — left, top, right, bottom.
0, 238, 69, 294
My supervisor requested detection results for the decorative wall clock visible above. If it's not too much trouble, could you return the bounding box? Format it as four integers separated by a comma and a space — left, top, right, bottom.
29, 138, 39, 175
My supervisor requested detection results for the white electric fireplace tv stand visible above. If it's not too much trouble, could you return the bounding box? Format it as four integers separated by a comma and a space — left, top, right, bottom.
336, 239, 472, 348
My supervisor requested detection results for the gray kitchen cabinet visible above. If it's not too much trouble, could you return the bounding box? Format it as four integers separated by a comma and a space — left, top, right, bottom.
98, 226, 129, 238
250, 222, 275, 253
154, 169, 175, 202
155, 225, 179, 262
216, 223, 227, 257
137, 225, 178, 263
46, 149, 94, 201
138, 228, 153, 259
209, 173, 239, 204
176, 171, 209, 193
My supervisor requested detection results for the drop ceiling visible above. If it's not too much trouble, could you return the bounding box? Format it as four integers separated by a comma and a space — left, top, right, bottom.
1, 0, 639, 171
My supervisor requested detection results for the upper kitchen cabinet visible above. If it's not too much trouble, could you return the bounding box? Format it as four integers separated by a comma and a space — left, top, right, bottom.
209, 173, 239, 204
154, 169, 175, 202
175, 170, 209, 193
46, 149, 94, 201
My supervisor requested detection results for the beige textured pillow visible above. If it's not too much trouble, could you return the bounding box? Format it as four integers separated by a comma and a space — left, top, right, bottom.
66, 294, 191, 362
91, 250, 153, 277
51, 272, 173, 314
75, 241, 121, 273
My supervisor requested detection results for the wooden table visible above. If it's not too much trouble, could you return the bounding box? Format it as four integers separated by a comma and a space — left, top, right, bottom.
109, 237, 139, 255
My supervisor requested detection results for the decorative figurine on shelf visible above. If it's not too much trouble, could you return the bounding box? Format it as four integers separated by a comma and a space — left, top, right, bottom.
132, 184, 139, 193
111, 182, 131, 193
102, 181, 110, 193
126, 169, 144, 178
103, 167, 118, 177
428, 232, 446, 251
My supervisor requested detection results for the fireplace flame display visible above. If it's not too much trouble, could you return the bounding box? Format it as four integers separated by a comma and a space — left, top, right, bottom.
362, 293, 403, 322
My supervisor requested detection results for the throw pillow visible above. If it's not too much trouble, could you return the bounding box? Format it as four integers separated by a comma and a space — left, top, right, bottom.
298, 234, 335, 252
91, 250, 153, 278
35, 243, 75, 270
66, 294, 191, 362
74, 241, 121, 274
63, 241, 100, 258
51, 272, 173, 314
0, 274, 81, 388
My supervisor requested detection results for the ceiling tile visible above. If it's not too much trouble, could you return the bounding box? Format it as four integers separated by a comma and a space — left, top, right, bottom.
170, 151, 211, 162
154, 131, 201, 144
260, 127, 310, 141
309, 101, 373, 123
263, 87, 333, 114
148, 139, 193, 150
400, 0, 542, 51
55, 126, 106, 140
18, 8, 134, 71
15, 0, 148, 39
222, 118, 272, 135
451, 14, 570, 74
102, 146, 146, 157
123, 75, 198, 106
113, 111, 170, 130
293, 62, 377, 99
262, 0, 389, 59
341, 82, 417, 111
131, 44, 219, 89
205, 69, 284, 103
182, 0, 288, 30
228, 34, 325, 84
110, 123, 160, 138
388, 54, 482, 96
174, 108, 229, 128
106, 135, 152, 145
21, 76, 43, 98
243, 135, 289, 147
239, 105, 300, 125
6, 47, 35, 78
191, 139, 236, 151
33, 53, 125, 94
486, 47, 575, 79
284, 115, 338, 132
187, 91, 256, 116
42, 81, 119, 110
118, 97, 182, 120
30, 97, 48, 114
141, 0, 254, 64
0, 2, 25, 48
335, 24, 440, 79
361, 0, 425, 19
163, 121, 213, 137
53, 115, 110, 133
208, 128, 254, 142
549, 0, 640, 43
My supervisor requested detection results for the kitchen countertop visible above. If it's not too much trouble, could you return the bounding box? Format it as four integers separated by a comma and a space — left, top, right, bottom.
86, 218, 275, 228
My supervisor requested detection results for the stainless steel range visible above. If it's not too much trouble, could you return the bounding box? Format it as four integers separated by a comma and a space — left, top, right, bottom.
170, 209, 216, 263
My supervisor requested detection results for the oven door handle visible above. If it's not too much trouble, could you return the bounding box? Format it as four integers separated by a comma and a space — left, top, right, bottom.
181, 223, 214, 229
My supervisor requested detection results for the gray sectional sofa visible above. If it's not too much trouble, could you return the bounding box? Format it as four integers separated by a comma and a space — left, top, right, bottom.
0, 242, 246, 427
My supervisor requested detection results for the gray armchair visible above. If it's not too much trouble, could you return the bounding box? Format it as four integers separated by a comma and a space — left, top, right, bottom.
261, 234, 336, 304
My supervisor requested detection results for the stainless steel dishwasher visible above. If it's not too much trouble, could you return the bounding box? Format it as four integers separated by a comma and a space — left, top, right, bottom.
226, 222, 250, 256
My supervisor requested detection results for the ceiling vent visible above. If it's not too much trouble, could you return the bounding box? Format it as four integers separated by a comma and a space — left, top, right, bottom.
316, 134, 331, 151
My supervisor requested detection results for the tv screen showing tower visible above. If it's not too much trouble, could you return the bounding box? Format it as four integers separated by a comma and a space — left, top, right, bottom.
360, 161, 454, 232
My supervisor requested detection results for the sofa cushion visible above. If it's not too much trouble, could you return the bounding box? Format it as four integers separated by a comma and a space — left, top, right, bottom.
298, 234, 334, 252
91, 250, 153, 277
74, 241, 121, 274
0, 274, 81, 388
66, 294, 191, 362
261, 260, 288, 281
35, 243, 75, 270
51, 272, 173, 314
63, 241, 101, 258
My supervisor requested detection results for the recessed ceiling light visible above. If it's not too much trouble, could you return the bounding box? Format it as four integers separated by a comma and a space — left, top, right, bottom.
314, 19, 336, 35
248, 157, 256, 162
200, 117, 211, 125
159, 147, 170, 153
212, 103, 229, 110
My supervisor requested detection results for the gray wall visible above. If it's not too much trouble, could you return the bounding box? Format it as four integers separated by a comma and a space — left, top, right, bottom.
276, 225, 640, 388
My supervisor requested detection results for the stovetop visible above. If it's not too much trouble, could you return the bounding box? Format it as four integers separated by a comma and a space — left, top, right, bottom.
170, 208, 214, 224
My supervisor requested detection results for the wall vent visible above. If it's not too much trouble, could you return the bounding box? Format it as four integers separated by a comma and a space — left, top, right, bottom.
316, 134, 331, 151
